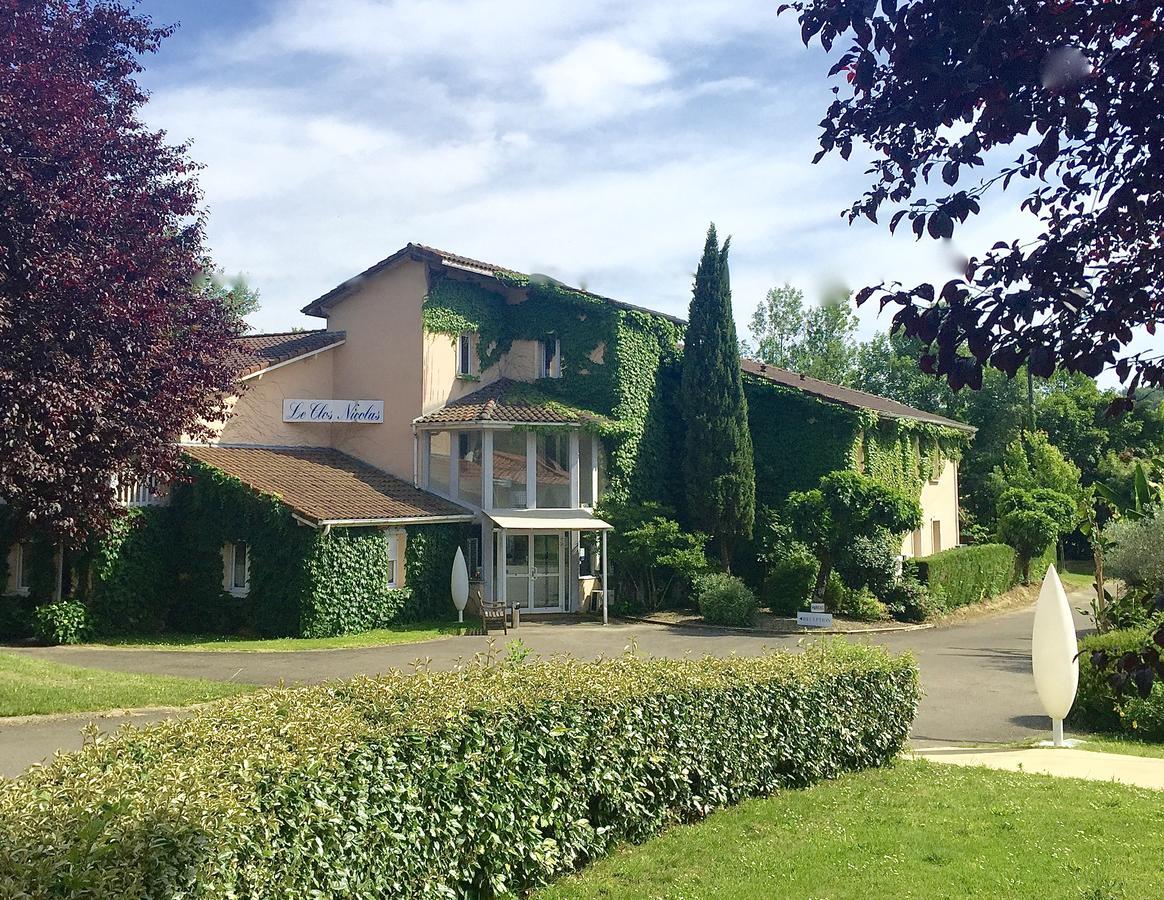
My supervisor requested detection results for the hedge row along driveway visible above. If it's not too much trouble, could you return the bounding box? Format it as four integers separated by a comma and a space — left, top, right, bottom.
0, 643, 917, 898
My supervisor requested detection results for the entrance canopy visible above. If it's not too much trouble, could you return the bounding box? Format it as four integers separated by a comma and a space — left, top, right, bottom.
486, 508, 613, 532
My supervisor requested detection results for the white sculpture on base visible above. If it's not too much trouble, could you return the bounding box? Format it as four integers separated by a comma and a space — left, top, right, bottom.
451, 547, 469, 623
1031, 564, 1078, 747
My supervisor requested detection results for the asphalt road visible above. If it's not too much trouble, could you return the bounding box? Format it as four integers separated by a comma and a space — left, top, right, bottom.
0, 590, 1092, 777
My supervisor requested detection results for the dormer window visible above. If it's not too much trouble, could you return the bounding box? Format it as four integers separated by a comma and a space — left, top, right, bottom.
457, 332, 474, 377
539, 337, 561, 379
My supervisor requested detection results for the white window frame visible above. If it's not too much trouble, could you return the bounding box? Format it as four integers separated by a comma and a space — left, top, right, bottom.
539, 337, 561, 379
457, 332, 474, 377
385, 529, 401, 589
15, 542, 31, 596
225, 541, 251, 597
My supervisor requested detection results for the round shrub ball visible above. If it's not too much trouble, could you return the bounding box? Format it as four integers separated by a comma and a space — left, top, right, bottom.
764, 548, 817, 616
697, 573, 759, 627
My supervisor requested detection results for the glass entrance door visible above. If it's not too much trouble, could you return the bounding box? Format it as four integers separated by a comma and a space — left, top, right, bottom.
503, 532, 563, 612
531, 533, 562, 610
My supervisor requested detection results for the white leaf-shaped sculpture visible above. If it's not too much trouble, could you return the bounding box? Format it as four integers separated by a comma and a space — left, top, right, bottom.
1031, 564, 1078, 746
451, 547, 470, 623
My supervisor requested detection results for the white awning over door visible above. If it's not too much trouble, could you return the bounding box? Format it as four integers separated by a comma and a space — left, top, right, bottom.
486, 508, 613, 531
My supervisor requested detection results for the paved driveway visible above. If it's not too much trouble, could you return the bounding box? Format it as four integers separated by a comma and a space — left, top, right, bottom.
0, 590, 1092, 777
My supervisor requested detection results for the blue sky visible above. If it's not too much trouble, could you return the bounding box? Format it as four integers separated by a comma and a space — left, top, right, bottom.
136, 0, 1043, 348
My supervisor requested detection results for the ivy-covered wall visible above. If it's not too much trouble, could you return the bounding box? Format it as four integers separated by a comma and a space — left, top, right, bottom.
56, 463, 467, 639
423, 273, 685, 506
744, 378, 862, 512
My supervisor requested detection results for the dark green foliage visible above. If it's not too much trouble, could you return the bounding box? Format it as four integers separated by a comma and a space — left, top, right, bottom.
998, 509, 1059, 584
599, 500, 708, 612
764, 547, 818, 615
913, 543, 1018, 610
400, 523, 467, 622
88, 507, 174, 635
744, 378, 860, 511
680, 225, 755, 566
787, 471, 921, 602
836, 533, 899, 597
882, 576, 942, 624
0, 643, 919, 897
167, 465, 314, 636
0, 593, 36, 641
33, 599, 92, 646
1070, 626, 1164, 741
299, 529, 410, 638
24, 542, 57, 604
695, 573, 758, 626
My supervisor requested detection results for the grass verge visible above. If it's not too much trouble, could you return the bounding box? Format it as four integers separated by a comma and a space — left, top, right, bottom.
86, 620, 474, 652
1076, 736, 1164, 760
0, 652, 255, 717
538, 760, 1159, 899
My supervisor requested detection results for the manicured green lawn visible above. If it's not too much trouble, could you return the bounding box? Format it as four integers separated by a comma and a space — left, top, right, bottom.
1058, 570, 1094, 590
1077, 736, 1164, 760
0, 652, 256, 716
88, 620, 474, 652
539, 761, 1160, 899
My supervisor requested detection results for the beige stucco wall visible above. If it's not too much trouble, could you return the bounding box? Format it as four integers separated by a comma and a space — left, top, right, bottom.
902, 457, 960, 558
324, 259, 428, 480
422, 331, 492, 415
214, 352, 337, 447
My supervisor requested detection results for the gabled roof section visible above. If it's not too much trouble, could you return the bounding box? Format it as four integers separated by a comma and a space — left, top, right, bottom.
182, 445, 473, 526
414, 378, 607, 427
741, 358, 975, 432
300, 242, 684, 324
230, 330, 346, 380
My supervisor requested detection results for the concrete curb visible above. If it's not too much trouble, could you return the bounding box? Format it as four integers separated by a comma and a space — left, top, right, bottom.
619, 614, 932, 637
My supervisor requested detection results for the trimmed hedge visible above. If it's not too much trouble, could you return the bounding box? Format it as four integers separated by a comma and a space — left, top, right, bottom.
913, 543, 1017, 609
1069, 627, 1164, 741
0, 642, 918, 897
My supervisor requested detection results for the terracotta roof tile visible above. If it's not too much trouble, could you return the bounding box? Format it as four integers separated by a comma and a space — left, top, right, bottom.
741, 358, 975, 432
182, 445, 473, 525
414, 378, 598, 426
230, 330, 345, 379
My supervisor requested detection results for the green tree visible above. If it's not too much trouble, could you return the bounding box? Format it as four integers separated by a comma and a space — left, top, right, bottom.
747, 282, 858, 384
599, 500, 708, 610
786, 471, 921, 603
196, 265, 261, 320
998, 509, 1059, 585
681, 224, 755, 569
986, 431, 1082, 514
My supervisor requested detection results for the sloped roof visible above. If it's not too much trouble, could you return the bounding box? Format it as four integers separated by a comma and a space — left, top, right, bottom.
300, 242, 685, 324
414, 378, 605, 427
230, 330, 345, 379
741, 358, 975, 432
182, 445, 473, 526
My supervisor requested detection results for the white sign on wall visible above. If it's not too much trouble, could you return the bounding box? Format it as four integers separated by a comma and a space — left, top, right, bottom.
283, 399, 385, 424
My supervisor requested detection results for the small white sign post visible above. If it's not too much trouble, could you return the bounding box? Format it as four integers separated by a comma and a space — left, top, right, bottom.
1031, 565, 1079, 747
797, 607, 834, 628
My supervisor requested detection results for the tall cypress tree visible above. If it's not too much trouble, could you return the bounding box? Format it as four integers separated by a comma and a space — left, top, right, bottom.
680, 224, 755, 569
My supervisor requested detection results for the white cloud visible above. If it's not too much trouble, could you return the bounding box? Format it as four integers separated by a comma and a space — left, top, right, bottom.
535, 39, 670, 123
